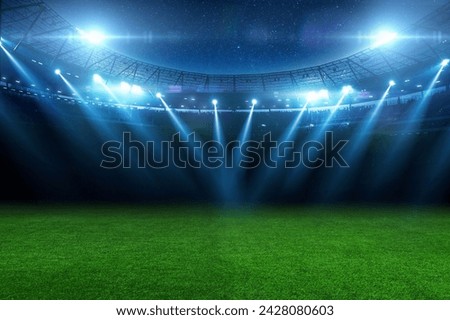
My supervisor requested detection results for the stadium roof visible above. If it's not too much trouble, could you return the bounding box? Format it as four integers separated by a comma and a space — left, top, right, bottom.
1, 0, 450, 93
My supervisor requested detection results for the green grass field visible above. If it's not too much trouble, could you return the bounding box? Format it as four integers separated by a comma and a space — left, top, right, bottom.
0, 205, 449, 300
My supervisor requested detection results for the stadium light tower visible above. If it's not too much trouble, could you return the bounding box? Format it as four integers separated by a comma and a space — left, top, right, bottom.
212, 99, 218, 106
251, 99, 258, 106
441, 59, 450, 67
389, 80, 396, 87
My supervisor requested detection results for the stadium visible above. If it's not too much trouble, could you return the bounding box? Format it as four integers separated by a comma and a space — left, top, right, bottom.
1, 0, 450, 300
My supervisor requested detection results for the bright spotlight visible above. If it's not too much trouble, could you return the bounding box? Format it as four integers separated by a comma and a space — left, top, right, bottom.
372, 31, 398, 48
80, 30, 106, 45
131, 85, 144, 95
120, 81, 131, 92
342, 85, 354, 95
251, 99, 258, 105
318, 89, 329, 100
389, 80, 396, 87
156, 92, 162, 99
93, 74, 103, 83
54, 69, 61, 75
306, 91, 318, 102
441, 59, 450, 67
212, 99, 218, 106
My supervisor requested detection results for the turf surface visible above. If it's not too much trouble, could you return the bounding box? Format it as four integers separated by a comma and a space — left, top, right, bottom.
0, 205, 449, 300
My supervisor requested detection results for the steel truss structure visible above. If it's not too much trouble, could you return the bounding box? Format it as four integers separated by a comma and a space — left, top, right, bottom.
1, 0, 450, 93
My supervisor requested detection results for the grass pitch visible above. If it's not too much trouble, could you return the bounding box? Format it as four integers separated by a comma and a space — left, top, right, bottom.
0, 205, 449, 300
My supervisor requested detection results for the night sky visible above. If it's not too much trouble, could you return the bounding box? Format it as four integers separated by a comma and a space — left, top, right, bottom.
45, 0, 446, 74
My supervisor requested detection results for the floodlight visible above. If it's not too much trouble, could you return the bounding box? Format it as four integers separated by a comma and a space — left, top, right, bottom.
83, 30, 106, 45
131, 85, 143, 95
342, 85, 353, 95
389, 80, 396, 86
156, 92, 162, 99
212, 99, 218, 106
318, 89, 329, 99
306, 91, 318, 101
252, 99, 258, 105
54, 69, 61, 75
93, 74, 103, 83
372, 31, 398, 48
441, 59, 450, 67
120, 81, 131, 92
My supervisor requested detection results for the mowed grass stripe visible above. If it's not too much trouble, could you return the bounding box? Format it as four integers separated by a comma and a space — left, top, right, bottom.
0, 205, 449, 299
